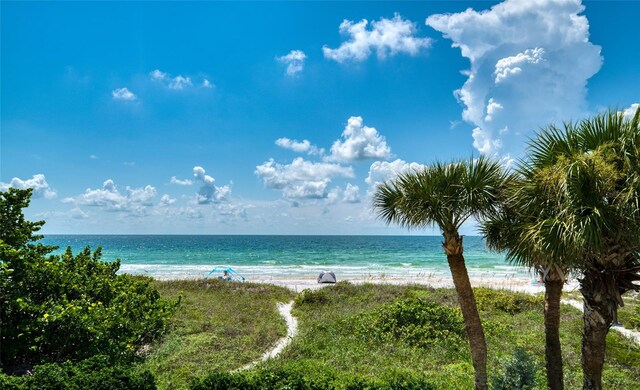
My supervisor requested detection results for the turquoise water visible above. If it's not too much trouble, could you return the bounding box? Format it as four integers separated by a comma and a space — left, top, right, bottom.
41, 235, 531, 280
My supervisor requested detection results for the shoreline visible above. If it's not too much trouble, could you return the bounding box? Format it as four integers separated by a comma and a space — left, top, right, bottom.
148, 271, 581, 295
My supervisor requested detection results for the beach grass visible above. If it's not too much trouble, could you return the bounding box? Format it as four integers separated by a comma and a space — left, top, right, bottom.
260, 282, 640, 389
134, 279, 294, 390
137, 280, 640, 390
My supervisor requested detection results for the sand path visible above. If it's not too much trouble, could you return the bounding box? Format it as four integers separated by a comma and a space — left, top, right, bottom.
562, 299, 640, 346
236, 301, 298, 372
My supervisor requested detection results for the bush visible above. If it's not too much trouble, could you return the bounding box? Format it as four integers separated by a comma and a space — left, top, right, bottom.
191, 361, 337, 390
0, 355, 156, 390
474, 288, 542, 314
191, 365, 436, 390
341, 298, 465, 348
294, 288, 331, 306
0, 188, 176, 370
491, 348, 537, 390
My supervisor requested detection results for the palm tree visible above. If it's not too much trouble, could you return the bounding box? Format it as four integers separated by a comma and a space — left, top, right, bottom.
482, 170, 573, 390
373, 156, 511, 390
516, 109, 640, 390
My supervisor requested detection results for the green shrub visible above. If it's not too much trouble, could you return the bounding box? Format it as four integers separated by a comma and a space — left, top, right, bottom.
0, 188, 176, 370
190, 371, 254, 390
491, 348, 537, 390
0, 355, 156, 390
0, 373, 23, 390
342, 298, 465, 348
630, 304, 640, 329
191, 365, 436, 390
191, 361, 337, 390
295, 288, 331, 306
474, 288, 542, 314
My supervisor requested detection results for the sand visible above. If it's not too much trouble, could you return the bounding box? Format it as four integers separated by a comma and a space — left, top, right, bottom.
240, 273, 581, 295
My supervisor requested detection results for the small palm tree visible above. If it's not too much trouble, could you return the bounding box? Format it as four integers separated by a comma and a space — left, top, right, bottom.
482, 170, 572, 390
373, 156, 511, 390
516, 109, 640, 390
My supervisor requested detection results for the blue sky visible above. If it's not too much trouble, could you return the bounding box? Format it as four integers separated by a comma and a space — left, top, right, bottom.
1, 0, 638, 235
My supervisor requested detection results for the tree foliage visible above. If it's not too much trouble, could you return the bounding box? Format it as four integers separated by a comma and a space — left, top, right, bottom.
0, 188, 175, 372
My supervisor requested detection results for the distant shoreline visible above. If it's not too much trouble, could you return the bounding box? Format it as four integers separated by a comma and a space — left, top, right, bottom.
149, 271, 576, 295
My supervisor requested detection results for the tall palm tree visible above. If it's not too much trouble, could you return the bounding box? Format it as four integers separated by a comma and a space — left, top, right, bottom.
482, 170, 573, 390
373, 156, 511, 390
518, 109, 640, 390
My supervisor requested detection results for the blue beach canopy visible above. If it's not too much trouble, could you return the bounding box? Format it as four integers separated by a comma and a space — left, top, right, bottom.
204, 267, 245, 282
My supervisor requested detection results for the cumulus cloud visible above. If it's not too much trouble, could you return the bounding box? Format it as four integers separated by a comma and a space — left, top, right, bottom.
169, 75, 193, 90
277, 50, 307, 76
0, 174, 57, 199
160, 194, 176, 206
275, 138, 324, 156
426, 0, 602, 156
365, 159, 426, 190
484, 98, 503, 122
323, 13, 432, 63
622, 103, 639, 120
202, 79, 214, 88
329, 116, 391, 162
149, 69, 201, 91
326, 188, 341, 205
150, 69, 167, 80
112, 87, 137, 101
64, 179, 157, 213
255, 157, 354, 200
170, 176, 193, 186
193, 166, 231, 204
343, 183, 361, 203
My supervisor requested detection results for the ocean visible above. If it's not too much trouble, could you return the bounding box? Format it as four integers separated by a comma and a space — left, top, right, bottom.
40, 235, 532, 281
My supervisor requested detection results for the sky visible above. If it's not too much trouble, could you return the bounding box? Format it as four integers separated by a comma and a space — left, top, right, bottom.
1, 0, 639, 235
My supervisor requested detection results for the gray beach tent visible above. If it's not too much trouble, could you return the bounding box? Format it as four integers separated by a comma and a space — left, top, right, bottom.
317, 270, 337, 284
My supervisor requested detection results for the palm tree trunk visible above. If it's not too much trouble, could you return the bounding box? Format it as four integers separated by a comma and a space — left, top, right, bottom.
580, 269, 614, 390
443, 231, 488, 390
543, 277, 564, 390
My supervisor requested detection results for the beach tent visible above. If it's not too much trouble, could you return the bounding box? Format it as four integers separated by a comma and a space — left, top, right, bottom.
205, 267, 245, 282
317, 270, 337, 284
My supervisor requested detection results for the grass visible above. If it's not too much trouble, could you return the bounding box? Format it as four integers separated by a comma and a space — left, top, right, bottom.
138, 280, 640, 390
268, 282, 640, 389
135, 279, 294, 390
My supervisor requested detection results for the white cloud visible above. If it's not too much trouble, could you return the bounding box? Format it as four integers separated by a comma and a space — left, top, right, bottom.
170, 176, 194, 186
275, 138, 324, 156
326, 188, 341, 204
0, 174, 57, 199
426, 0, 602, 156
64, 179, 157, 213
255, 157, 354, 200
283, 180, 330, 199
323, 13, 432, 63
329, 116, 391, 162
622, 103, 639, 120
365, 159, 426, 190
278, 50, 307, 76
169, 75, 193, 90
193, 166, 231, 204
150, 69, 168, 80
112, 87, 137, 101
343, 183, 361, 203
89, 155, 98, 160
494, 47, 545, 83
160, 194, 176, 206
150, 69, 202, 91
484, 98, 503, 122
